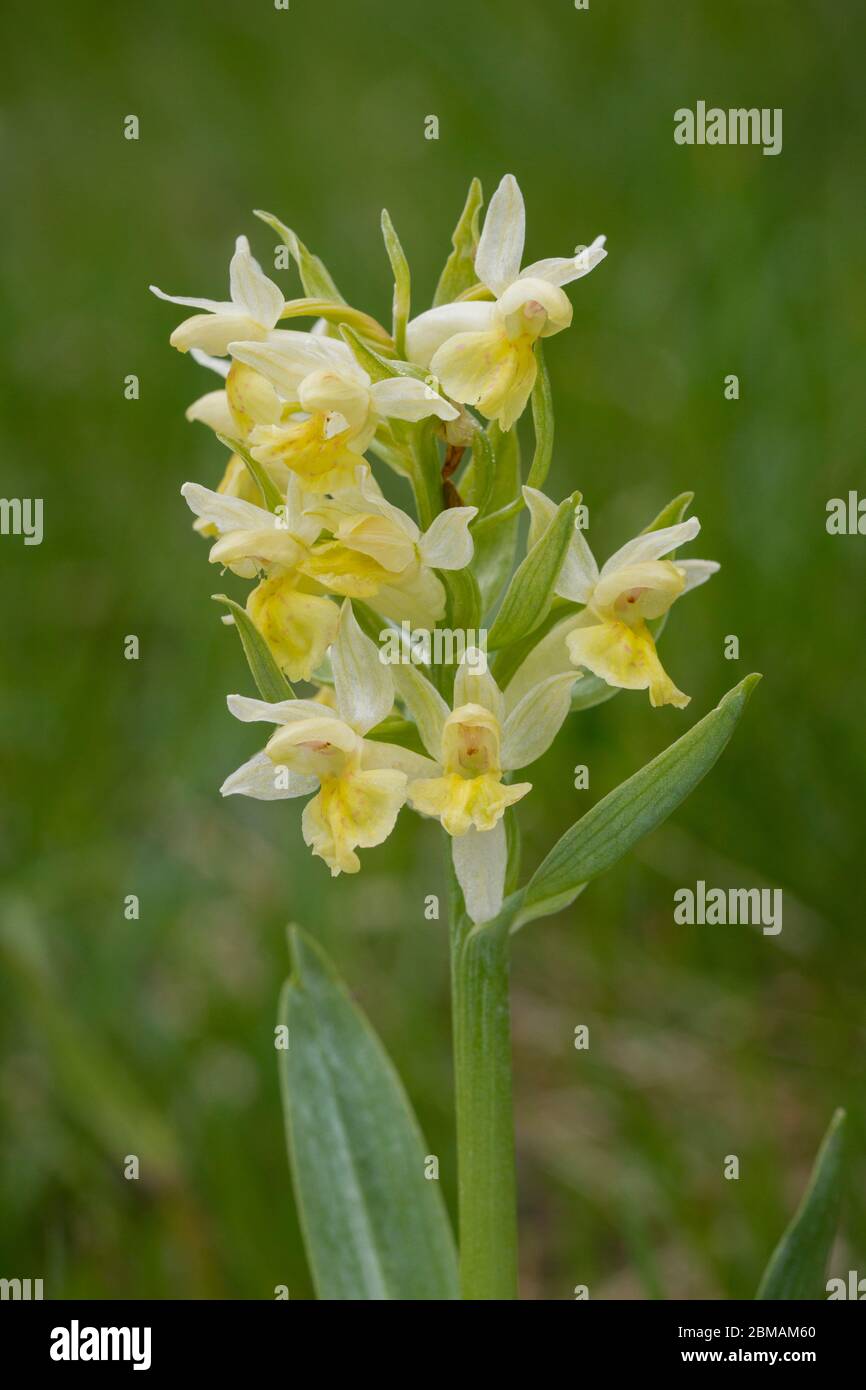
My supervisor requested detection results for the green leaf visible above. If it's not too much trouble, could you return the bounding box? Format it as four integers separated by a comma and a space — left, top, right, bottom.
492, 599, 578, 691
641, 490, 694, 535
525, 341, 554, 492
433, 177, 483, 306
381, 209, 411, 358
278, 928, 459, 1300
441, 564, 482, 633
487, 493, 578, 650
211, 594, 294, 702
216, 433, 284, 513
520, 673, 761, 924
254, 208, 346, 304
462, 424, 495, 515
756, 1109, 847, 1300
469, 425, 522, 614
339, 324, 405, 384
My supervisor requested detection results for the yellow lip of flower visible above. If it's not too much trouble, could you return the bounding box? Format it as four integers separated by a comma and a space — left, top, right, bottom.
566, 616, 690, 710
297, 464, 476, 624
394, 648, 576, 923
514, 495, 720, 711
247, 574, 340, 683
406, 174, 606, 428
226, 335, 458, 491
150, 235, 285, 354
249, 413, 362, 494
221, 603, 438, 876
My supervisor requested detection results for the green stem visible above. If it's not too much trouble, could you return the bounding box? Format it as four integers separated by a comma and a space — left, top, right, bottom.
450, 898, 518, 1300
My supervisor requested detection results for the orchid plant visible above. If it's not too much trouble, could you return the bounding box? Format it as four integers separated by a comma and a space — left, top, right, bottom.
150, 174, 843, 1303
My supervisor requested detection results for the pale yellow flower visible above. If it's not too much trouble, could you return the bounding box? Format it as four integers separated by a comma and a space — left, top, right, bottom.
221, 605, 437, 875
406, 175, 606, 429
395, 648, 575, 922
150, 235, 284, 354
510, 490, 720, 711
180, 477, 339, 682
228, 332, 458, 493
299, 464, 476, 628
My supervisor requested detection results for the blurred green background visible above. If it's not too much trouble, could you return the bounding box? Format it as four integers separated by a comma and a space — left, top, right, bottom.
1, 0, 864, 1299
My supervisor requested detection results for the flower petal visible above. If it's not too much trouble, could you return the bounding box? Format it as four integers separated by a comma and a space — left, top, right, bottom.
360, 740, 439, 779
475, 173, 525, 295
171, 313, 266, 355
180, 481, 272, 534
220, 749, 317, 800
226, 694, 339, 725
418, 506, 477, 570
601, 517, 701, 575
330, 606, 394, 745
229, 234, 284, 326
185, 389, 236, 435
495, 276, 573, 335
520, 235, 608, 287
592, 560, 686, 622
677, 558, 720, 593
248, 577, 341, 683
302, 768, 407, 875
454, 651, 504, 721
331, 601, 394, 735
373, 568, 447, 629
149, 284, 232, 313
370, 374, 459, 422
452, 820, 507, 925
503, 616, 579, 713
566, 618, 689, 709
405, 301, 496, 369
190, 347, 231, 378
229, 331, 350, 398
501, 672, 577, 771
391, 661, 450, 759
430, 326, 537, 431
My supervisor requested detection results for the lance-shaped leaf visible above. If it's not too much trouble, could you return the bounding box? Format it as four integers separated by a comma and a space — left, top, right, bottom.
525, 341, 554, 493
216, 433, 283, 513
756, 1109, 847, 1301
255, 209, 346, 304
340, 324, 407, 384
381, 209, 411, 358
212, 594, 294, 703
278, 927, 459, 1301
463, 422, 495, 515
441, 564, 482, 635
487, 492, 578, 650
433, 177, 484, 307
642, 490, 694, 535
519, 673, 761, 924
